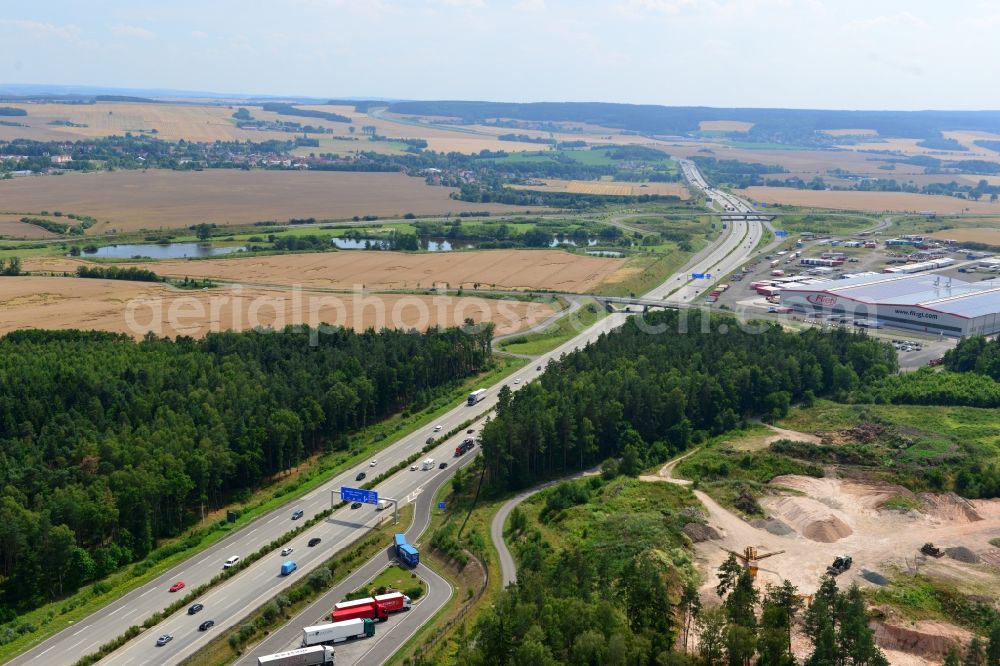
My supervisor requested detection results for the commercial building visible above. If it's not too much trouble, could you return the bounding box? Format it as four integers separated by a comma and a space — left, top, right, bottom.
780, 273, 1000, 337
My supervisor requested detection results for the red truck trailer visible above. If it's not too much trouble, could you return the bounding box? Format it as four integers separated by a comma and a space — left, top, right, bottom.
331, 592, 411, 623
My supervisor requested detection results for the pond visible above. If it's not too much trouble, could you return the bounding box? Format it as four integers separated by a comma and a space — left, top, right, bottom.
331, 237, 477, 251
78, 243, 246, 259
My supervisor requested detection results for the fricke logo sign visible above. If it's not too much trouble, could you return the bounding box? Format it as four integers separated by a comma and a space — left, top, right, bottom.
806, 294, 838, 307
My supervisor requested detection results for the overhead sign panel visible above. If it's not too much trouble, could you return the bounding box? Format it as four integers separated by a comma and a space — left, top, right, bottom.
341, 486, 378, 505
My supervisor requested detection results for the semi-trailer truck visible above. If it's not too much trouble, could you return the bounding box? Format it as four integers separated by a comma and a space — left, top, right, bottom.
331, 592, 411, 623
394, 533, 420, 566
301, 619, 375, 646
454, 439, 474, 456
258, 645, 335, 666
467, 388, 487, 405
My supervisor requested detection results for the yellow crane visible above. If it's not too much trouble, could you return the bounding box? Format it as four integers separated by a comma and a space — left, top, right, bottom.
721, 546, 785, 578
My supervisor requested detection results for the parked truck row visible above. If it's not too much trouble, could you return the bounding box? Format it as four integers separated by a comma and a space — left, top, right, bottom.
258, 645, 336, 666
331, 591, 411, 623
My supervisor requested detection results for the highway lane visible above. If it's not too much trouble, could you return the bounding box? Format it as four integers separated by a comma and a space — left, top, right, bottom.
235, 428, 478, 665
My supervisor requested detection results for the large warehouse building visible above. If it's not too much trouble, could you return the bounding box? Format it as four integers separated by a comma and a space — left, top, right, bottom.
780, 273, 1000, 337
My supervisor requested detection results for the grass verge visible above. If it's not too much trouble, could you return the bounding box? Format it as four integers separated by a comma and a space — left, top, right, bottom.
499, 297, 605, 356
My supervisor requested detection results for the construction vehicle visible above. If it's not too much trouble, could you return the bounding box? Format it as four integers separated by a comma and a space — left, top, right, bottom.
920, 543, 944, 558
721, 546, 785, 578
827, 555, 853, 575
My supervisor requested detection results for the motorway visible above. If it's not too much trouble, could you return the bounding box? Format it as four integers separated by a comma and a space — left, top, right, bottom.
11, 160, 759, 666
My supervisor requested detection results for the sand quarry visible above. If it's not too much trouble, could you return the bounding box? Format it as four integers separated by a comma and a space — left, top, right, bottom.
0, 276, 554, 339
26, 249, 626, 294
650, 431, 1000, 665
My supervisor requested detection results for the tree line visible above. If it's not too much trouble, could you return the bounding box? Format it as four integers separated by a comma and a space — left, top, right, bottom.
75, 265, 162, 282
479, 311, 896, 493
0, 324, 493, 612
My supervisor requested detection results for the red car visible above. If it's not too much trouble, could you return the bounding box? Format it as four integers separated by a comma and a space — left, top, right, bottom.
169, 581, 185, 593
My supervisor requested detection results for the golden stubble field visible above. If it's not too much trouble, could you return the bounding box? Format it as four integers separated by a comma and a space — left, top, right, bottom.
507, 179, 689, 198
0, 276, 554, 339
928, 227, 1000, 245
27, 248, 625, 293
0, 215, 59, 239
0, 170, 531, 232
740, 186, 1000, 214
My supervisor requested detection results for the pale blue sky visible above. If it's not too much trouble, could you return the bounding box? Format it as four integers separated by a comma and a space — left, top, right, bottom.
1, 1, 996, 109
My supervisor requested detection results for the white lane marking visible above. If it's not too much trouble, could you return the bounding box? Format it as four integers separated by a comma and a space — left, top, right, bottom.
108, 605, 123, 617
139, 588, 153, 597
38, 644, 56, 657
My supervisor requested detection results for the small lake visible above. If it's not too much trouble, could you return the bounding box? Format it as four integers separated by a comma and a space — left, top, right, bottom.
80, 243, 246, 259
331, 237, 477, 252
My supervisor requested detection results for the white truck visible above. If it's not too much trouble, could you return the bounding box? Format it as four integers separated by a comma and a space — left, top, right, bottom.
376, 499, 390, 511
258, 645, 335, 666
467, 388, 487, 406
421, 458, 435, 470
301, 618, 375, 646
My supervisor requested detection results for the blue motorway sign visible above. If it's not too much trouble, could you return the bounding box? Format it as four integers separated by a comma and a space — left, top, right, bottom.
774, 231, 788, 237
438, 502, 446, 510
341, 486, 378, 505
692, 273, 705, 279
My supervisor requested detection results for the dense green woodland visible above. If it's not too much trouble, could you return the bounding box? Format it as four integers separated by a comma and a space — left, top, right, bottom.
479, 311, 896, 493
0, 325, 492, 611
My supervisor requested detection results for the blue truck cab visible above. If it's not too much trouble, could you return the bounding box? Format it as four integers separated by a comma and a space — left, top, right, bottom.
280, 560, 297, 576
399, 544, 419, 567
394, 533, 419, 567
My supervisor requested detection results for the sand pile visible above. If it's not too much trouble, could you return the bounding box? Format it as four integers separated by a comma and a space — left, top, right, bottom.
765, 495, 853, 542
945, 546, 980, 564
920, 493, 983, 523
752, 518, 794, 536
683, 522, 721, 543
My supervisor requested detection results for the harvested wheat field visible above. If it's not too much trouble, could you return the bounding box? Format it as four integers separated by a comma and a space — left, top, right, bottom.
0, 102, 297, 143
0, 215, 59, 239
0, 170, 531, 232
739, 186, 1000, 214
508, 179, 688, 198
25, 249, 624, 293
699, 120, 753, 132
929, 228, 1000, 245
0, 276, 552, 339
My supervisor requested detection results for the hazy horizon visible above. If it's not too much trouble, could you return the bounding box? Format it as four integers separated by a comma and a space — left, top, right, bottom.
2, 0, 1000, 111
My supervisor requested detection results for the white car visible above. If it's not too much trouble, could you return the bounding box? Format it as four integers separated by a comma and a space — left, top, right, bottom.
281, 547, 293, 556
513, 378, 521, 384
433, 424, 443, 431
410, 464, 419, 471
223, 555, 240, 568
370, 459, 377, 467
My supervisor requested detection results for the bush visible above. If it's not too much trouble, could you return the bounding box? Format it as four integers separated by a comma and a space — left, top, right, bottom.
404, 585, 424, 600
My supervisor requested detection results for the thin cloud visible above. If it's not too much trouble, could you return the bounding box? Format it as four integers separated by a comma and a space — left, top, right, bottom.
111, 24, 154, 39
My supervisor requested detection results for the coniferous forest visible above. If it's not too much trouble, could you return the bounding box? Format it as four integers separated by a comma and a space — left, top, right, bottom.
479, 310, 896, 493
0, 324, 492, 610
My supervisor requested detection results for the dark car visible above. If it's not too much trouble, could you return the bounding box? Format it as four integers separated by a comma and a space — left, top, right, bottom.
439, 462, 448, 469
199, 620, 215, 632
425, 436, 435, 445
187, 603, 204, 615
355, 471, 366, 481
466, 429, 475, 434
308, 537, 322, 547
351, 501, 362, 510
291, 509, 304, 520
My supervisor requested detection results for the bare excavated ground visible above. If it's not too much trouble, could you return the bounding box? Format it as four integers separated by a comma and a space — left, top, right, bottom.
648, 437, 1000, 665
